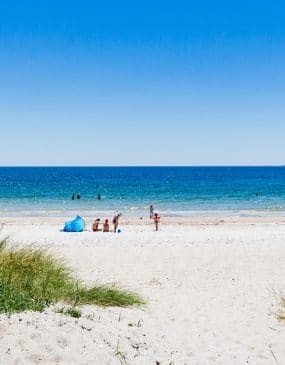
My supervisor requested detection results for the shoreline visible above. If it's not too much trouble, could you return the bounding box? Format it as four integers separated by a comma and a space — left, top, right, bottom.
1, 215, 285, 225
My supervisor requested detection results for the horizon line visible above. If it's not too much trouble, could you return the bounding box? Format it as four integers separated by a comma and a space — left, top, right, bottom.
0, 165, 284, 168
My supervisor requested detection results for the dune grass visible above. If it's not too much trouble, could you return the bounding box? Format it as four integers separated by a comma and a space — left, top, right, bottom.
56, 306, 82, 318
0, 281, 46, 313
277, 296, 285, 321
0, 240, 144, 314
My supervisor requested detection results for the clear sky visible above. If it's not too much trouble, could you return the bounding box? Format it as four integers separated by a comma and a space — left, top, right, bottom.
0, 0, 284, 166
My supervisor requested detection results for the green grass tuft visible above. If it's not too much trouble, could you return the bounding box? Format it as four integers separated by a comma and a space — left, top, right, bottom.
0, 281, 46, 313
72, 286, 144, 307
56, 306, 82, 318
0, 240, 144, 314
0, 243, 74, 305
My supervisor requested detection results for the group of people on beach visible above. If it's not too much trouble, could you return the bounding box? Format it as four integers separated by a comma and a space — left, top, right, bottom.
90, 204, 160, 233
91, 205, 160, 232
92, 213, 121, 233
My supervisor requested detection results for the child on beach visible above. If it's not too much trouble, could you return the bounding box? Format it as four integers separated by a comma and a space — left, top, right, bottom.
103, 219, 110, 232
92, 218, 101, 232
153, 213, 160, 231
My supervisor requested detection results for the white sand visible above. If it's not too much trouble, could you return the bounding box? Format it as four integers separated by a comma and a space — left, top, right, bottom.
1, 217, 285, 364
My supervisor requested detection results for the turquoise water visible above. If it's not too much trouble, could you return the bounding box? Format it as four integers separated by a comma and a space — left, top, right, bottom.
0, 166, 285, 217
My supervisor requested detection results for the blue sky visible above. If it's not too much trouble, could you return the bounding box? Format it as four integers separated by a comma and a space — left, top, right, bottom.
0, 0, 284, 165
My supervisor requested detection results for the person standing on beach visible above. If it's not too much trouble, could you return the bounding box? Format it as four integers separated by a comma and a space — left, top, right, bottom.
112, 213, 121, 233
71, 193, 75, 200
77, 193, 81, 200
150, 204, 154, 218
153, 213, 160, 231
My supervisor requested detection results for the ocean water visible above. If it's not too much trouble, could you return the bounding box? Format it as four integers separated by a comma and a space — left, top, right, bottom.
0, 166, 285, 217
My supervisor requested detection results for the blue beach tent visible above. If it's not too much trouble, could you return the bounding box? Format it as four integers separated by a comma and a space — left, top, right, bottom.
63, 215, 85, 232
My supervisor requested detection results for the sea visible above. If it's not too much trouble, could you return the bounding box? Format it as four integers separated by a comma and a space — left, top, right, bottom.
0, 166, 285, 217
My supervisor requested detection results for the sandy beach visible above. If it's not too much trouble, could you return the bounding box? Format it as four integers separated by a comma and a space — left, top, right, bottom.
1, 216, 285, 364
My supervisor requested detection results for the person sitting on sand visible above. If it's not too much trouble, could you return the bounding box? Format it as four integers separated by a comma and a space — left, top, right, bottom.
103, 219, 110, 232
92, 218, 101, 232
153, 213, 160, 231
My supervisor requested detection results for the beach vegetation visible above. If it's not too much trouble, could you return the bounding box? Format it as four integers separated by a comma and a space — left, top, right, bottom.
0, 240, 144, 314
114, 341, 127, 365
56, 306, 82, 318
277, 296, 285, 321
127, 319, 143, 327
